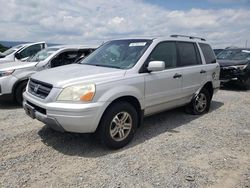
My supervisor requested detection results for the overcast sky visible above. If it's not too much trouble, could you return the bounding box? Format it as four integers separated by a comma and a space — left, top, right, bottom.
0, 0, 250, 48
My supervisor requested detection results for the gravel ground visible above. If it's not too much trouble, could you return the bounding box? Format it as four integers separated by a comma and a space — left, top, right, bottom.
0, 88, 250, 188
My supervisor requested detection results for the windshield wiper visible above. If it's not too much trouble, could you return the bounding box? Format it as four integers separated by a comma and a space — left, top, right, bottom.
84, 63, 122, 69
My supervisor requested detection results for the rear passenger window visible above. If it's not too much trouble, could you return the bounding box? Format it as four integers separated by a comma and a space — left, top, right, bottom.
149, 42, 177, 69
199, 43, 216, 64
177, 42, 201, 67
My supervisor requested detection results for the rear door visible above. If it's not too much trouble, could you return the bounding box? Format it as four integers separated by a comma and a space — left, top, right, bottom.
199, 43, 220, 89
144, 41, 182, 115
177, 42, 206, 98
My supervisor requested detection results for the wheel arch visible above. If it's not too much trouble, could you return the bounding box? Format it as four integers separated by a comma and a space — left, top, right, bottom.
96, 95, 144, 132
12, 77, 29, 95
202, 81, 214, 100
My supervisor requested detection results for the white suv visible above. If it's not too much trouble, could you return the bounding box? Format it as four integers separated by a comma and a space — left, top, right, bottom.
23, 35, 220, 149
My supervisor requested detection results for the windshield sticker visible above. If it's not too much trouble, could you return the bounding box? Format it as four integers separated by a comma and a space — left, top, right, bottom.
242, 50, 250, 53
129, 42, 147, 47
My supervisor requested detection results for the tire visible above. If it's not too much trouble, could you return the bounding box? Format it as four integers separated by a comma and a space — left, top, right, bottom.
185, 88, 211, 115
97, 101, 138, 149
15, 81, 28, 106
240, 78, 250, 90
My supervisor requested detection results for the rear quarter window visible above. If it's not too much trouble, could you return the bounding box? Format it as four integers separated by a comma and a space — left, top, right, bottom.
199, 43, 216, 64
177, 42, 201, 67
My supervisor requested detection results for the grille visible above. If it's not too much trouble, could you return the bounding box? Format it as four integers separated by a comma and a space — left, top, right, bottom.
28, 79, 53, 99
220, 67, 238, 79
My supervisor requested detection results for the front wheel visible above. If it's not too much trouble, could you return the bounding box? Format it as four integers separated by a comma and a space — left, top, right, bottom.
240, 78, 250, 90
97, 101, 138, 149
185, 88, 211, 115
15, 81, 28, 106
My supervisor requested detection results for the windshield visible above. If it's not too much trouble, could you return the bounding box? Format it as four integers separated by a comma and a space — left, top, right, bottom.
80, 39, 152, 69
230, 50, 250, 60
1, 44, 24, 56
28, 48, 59, 62
217, 49, 242, 60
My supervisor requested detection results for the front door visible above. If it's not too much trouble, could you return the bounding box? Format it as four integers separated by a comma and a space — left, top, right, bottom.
144, 41, 182, 115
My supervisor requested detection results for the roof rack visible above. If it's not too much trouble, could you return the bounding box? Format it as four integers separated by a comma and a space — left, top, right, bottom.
170, 34, 206, 41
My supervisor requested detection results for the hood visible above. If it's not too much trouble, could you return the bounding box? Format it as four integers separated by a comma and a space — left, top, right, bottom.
217, 59, 249, 67
0, 61, 37, 71
31, 64, 126, 88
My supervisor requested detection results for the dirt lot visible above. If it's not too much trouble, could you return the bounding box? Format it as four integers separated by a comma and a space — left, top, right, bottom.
0, 88, 250, 188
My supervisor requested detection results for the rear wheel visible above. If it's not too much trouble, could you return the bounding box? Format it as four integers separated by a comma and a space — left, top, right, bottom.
98, 101, 138, 149
185, 88, 211, 115
15, 81, 28, 106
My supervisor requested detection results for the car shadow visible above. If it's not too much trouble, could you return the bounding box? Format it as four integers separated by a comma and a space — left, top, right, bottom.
0, 99, 20, 109
220, 83, 249, 92
38, 100, 224, 158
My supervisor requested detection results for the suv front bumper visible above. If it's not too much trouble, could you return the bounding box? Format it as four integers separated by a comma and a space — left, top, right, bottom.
23, 92, 109, 133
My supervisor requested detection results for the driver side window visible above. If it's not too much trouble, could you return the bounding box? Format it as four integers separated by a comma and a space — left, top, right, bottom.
50, 50, 78, 68
18, 44, 43, 59
149, 42, 177, 69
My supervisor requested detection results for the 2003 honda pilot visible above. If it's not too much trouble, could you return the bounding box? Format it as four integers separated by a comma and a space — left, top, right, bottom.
23, 35, 220, 149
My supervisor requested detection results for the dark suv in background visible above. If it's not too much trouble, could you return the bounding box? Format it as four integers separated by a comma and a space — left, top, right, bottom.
217, 48, 250, 89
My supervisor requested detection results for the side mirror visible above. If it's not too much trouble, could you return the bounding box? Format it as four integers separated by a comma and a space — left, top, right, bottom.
15, 53, 21, 59
147, 61, 165, 72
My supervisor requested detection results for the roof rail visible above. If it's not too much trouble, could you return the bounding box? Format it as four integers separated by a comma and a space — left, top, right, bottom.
170, 34, 206, 41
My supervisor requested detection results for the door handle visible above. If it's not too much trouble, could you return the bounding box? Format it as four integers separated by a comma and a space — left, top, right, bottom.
200, 70, 206, 74
173, 73, 182, 79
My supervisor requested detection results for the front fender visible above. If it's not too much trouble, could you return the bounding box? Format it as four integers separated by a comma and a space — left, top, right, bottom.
96, 84, 145, 109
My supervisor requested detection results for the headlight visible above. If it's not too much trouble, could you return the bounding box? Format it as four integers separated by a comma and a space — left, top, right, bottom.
230, 64, 248, 70
57, 84, 95, 102
0, 70, 15, 77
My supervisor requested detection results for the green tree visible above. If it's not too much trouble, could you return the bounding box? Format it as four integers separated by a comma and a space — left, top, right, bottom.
0, 43, 9, 52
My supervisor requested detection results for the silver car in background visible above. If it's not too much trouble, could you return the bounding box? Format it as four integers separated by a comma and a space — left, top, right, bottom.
0, 45, 96, 104
0, 42, 47, 63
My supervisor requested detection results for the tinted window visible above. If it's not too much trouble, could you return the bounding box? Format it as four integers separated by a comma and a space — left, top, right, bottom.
19, 44, 43, 59
177, 42, 201, 67
149, 42, 177, 69
51, 50, 78, 68
199, 43, 216, 64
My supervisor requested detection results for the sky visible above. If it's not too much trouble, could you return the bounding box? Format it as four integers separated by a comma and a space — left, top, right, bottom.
0, 0, 250, 48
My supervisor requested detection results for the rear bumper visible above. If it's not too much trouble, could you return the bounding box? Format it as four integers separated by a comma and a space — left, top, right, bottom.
23, 92, 109, 133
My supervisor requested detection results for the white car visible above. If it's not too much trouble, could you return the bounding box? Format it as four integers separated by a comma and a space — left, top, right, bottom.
0, 45, 96, 104
0, 42, 47, 63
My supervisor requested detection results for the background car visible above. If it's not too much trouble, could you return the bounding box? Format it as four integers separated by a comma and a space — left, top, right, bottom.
217, 48, 250, 89
0, 42, 47, 63
0, 45, 96, 104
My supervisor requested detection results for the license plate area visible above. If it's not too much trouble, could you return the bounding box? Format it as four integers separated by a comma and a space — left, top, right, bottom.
25, 104, 36, 119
